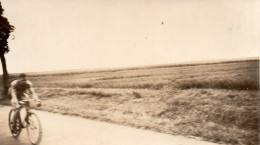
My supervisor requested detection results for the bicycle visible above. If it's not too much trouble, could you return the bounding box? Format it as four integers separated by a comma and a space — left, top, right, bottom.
8, 99, 42, 145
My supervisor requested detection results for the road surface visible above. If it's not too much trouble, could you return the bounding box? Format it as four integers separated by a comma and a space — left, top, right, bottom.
0, 105, 220, 145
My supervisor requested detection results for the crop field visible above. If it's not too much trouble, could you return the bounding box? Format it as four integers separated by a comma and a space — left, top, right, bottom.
1, 59, 259, 145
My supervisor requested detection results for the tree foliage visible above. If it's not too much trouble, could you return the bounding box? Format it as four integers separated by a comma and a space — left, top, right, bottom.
0, 2, 14, 98
0, 2, 14, 55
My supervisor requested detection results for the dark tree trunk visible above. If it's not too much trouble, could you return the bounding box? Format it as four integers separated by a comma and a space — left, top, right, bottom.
0, 54, 9, 99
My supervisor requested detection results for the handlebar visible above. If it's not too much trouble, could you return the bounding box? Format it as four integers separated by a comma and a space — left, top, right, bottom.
18, 99, 42, 107
19, 99, 38, 104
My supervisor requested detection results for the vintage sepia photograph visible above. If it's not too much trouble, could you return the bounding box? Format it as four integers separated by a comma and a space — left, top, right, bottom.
0, 0, 259, 145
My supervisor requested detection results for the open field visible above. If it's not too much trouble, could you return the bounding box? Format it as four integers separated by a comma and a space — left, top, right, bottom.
1, 59, 259, 145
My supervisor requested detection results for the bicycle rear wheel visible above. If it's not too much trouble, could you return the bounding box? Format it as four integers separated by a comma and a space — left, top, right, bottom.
8, 109, 21, 138
26, 112, 42, 145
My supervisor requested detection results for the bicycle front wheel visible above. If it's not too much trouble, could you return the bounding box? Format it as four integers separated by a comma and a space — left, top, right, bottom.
26, 112, 42, 145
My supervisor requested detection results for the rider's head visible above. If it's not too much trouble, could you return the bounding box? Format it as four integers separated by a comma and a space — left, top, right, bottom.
19, 73, 27, 80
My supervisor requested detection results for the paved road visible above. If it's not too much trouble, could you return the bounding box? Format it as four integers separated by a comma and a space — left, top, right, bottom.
0, 105, 220, 145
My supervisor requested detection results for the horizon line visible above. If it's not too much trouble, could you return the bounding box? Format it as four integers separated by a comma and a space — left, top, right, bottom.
7, 56, 259, 75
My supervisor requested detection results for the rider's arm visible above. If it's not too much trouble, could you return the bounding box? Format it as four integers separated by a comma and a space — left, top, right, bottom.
27, 81, 40, 101
10, 81, 19, 103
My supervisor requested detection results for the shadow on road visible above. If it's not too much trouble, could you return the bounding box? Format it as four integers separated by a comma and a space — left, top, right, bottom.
0, 133, 29, 145
0, 105, 31, 145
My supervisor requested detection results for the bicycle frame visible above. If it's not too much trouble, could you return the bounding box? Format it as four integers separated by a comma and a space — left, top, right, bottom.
13, 100, 31, 127
9, 99, 42, 145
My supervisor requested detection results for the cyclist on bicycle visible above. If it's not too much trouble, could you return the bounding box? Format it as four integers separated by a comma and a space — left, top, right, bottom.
9, 73, 41, 127
9, 73, 41, 107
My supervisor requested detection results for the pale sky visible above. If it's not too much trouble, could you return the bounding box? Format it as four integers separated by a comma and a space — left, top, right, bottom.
1, 0, 259, 73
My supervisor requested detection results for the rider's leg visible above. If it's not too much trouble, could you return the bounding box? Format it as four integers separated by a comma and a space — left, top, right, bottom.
10, 94, 21, 131
10, 99, 19, 124
20, 93, 30, 126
